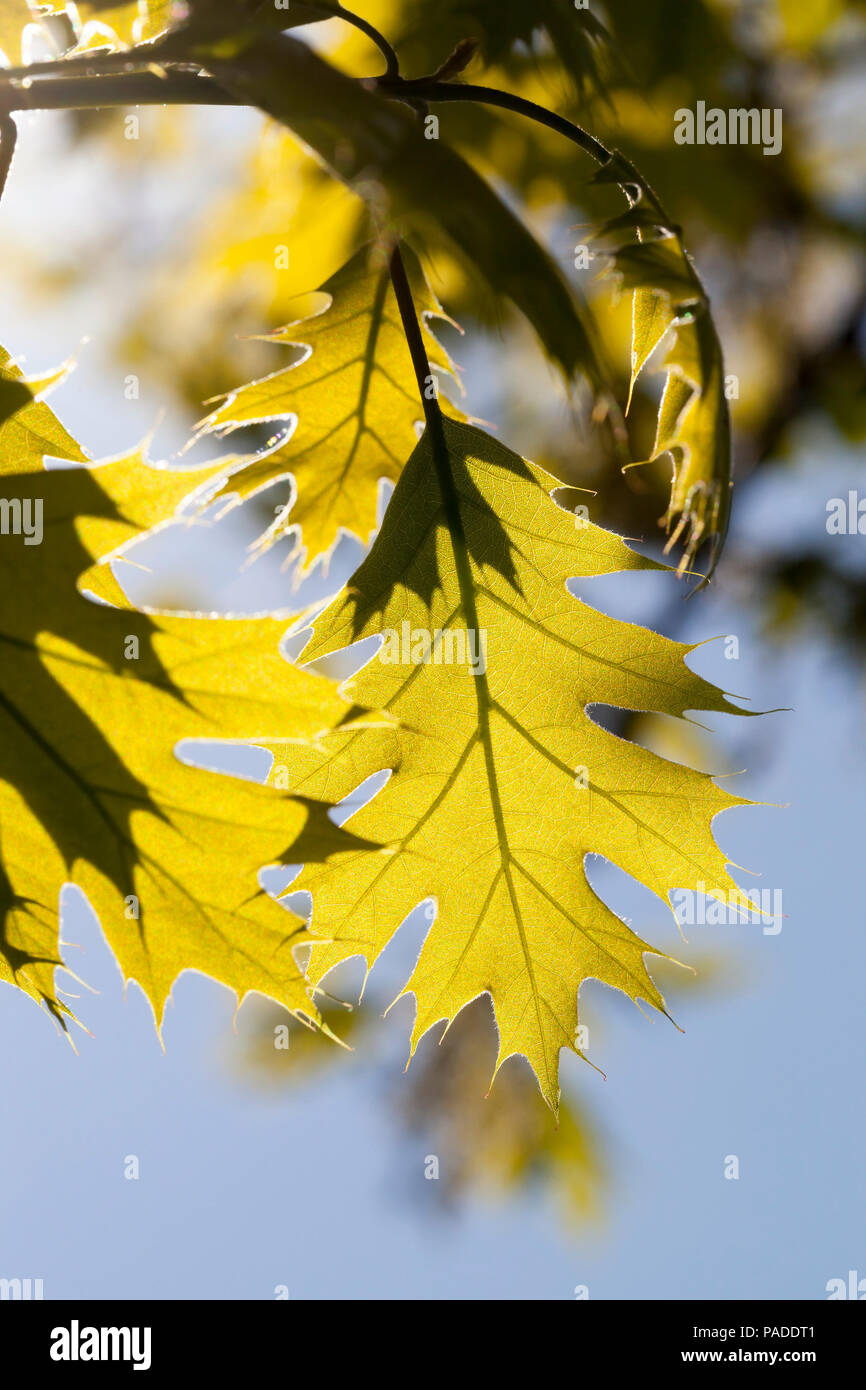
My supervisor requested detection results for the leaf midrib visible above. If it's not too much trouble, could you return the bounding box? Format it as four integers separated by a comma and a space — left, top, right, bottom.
427, 422, 552, 1088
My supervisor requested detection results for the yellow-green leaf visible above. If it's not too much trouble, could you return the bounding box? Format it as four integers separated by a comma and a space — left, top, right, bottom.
0, 348, 367, 1030
198, 244, 462, 573
259, 417, 751, 1110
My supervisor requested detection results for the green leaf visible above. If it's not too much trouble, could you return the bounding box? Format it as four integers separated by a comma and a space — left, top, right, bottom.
259, 416, 752, 1110
606, 239, 698, 304
648, 308, 732, 578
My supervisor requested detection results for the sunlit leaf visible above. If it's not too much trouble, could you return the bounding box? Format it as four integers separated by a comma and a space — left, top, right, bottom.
197, 244, 462, 573
260, 417, 751, 1109
0, 347, 371, 1030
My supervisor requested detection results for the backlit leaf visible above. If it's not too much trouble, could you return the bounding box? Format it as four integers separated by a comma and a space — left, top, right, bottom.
197, 244, 462, 573
260, 417, 751, 1109
0, 347, 369, 1030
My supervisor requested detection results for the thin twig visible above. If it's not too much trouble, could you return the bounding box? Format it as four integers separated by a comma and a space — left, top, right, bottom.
377, 77, 610, 165
303, 3, 399, 77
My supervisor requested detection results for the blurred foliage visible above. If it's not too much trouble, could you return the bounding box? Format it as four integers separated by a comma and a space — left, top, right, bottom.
397, 998, 605, 1225
237, 928, 734, 1227
239, 990, 607, 1224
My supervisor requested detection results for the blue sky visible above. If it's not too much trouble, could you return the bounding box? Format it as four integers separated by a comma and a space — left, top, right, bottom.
2, 630, 863, 1300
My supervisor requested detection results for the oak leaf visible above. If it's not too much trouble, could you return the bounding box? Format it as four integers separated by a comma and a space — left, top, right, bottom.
0, 348, 365, 1031
197, 245, 461, 573
260, 417, 750, 1109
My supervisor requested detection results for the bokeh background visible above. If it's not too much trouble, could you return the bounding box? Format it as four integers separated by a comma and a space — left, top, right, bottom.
1, 0, 865, 1299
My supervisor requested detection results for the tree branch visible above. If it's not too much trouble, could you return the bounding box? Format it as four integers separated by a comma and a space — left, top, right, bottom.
3, 72, 238, 112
